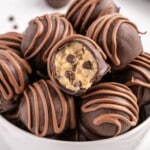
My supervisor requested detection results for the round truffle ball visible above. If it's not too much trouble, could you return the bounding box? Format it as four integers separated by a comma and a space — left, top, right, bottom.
86, 13, 143, 70
0, 50, 32, 113
114, 52, 150, 107
66, 0, 119, 34
19, 80, 76, 137
21, 13, 74, 73
0, 32, 22, 55
46, 0, 70, 8
80, 82, 139, 138
48, 34, 110, 95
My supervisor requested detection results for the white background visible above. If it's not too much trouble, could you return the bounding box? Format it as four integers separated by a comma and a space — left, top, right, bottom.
0, 0, 150, 149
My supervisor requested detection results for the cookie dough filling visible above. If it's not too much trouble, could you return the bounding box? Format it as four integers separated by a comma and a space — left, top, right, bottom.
54, 42, 98, 92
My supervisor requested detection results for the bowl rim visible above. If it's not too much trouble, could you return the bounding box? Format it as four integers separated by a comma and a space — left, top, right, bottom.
1, 115, 150, 144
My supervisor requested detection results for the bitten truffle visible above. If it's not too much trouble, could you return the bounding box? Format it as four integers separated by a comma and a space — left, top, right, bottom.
19, 80, 76, 137
0, 50, 32, 113
114, 52, 150, 107
0, 32, 22, 55
66, 0, 119, 34
87, 13, 143, 70
21, 13, 74, 73
48, 34, 110, 95
80, 82, 139, 138
46, 0, 70, 8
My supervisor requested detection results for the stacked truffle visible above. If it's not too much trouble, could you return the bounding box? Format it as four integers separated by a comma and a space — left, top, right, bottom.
46, 0, 70, 8
0, 0, 150, 141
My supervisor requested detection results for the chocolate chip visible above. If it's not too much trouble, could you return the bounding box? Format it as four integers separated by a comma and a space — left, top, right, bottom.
65, 70, 74, 80
66, 54, 75, 64
8, 16, 14, 22
83, 61, 92, 69
82, 47, 86, 53
73, 80, 82, 88
13, 25, 18, 30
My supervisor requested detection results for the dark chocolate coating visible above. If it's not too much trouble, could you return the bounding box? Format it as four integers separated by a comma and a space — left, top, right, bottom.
80, 82, 139, 138
58, 129, 88, 141
0, 32, 22, 55
0, 50, 32, 113
46, 0, 70, 8
19, 80, 76, 137
79, 122, 104, 141
86, 13, 143, 70
47, 34, 110, 95
21, 13, 74, 73
66, 0, 119, 34
101, 72, 114, 82
2, 109, 28, 131
139, 104, 150, 124
0, 95, 18, 114
114, 52, 150, 107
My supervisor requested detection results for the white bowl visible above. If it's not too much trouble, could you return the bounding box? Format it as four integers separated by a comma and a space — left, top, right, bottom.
0, 116, 150, 150
0, 0, 150, 150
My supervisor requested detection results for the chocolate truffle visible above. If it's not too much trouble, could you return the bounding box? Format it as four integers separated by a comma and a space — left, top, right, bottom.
21, 14, 74, 72
0, 50, 32, 113
80, 82, 139, 138
86, 13, 143, 70
48, 34, 110, 95
19, 80, 76, 137
46, 0, 70, 8
0, 32, 22, 55
66, 0, 119, 34
114, 52, 150, 107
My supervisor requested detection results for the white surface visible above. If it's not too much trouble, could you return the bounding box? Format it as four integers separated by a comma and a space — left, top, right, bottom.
136, 129, 150, 150
0, 0, 71, 33
0, 0, 150, 150
1, 116, 150, 150
115, 0, 150, 53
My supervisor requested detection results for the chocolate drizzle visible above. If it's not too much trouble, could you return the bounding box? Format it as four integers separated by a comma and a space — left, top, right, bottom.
19, 80, 76, 137
123, 52, 150, 106
66, 0, 119, 34
81, 82, 139, 137
21, 14, 74, 64
0, 32, 22, 55
126, 52, 150, 87
87, 13, 143, 70
0, 50, 32, 100
113, 52, 149, 107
